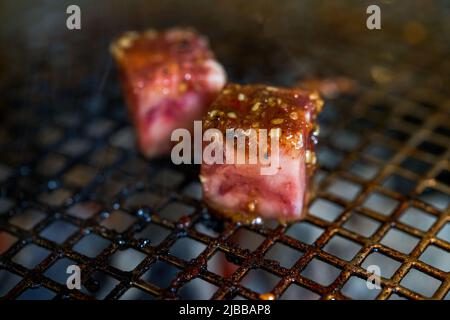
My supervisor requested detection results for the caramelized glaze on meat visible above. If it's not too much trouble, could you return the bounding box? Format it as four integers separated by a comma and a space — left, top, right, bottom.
200, 83, 323, 223
111, 28, 226, 157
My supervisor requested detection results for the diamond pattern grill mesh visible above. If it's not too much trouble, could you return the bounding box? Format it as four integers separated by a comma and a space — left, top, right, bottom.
0, 1, 449, 301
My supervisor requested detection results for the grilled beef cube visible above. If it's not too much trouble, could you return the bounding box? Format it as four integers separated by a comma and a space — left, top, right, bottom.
111, 28, 226, 157
200, 84, 323, 223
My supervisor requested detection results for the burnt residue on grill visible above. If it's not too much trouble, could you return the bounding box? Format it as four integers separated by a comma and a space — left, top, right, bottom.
0, 0, 450, 300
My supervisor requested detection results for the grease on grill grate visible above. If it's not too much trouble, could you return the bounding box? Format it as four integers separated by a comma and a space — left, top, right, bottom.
1, 42, 450, 302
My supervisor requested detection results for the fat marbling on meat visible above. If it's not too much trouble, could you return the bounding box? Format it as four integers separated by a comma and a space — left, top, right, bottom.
111, 28, 226, 157
200, 83, 323, 223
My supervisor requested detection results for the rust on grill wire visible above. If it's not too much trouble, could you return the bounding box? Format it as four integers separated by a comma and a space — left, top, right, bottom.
0, 3, 449, 301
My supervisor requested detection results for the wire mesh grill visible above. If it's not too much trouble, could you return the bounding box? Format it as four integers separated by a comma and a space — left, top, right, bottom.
0, 3, 450, 301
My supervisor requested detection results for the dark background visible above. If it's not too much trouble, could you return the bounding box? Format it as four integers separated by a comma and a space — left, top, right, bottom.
1, 0, 449, 88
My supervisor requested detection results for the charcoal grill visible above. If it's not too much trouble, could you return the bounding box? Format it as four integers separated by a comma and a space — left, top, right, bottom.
0, 1, 449, 300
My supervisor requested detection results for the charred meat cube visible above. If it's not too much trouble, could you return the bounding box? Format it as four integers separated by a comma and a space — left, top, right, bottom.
111, 28, 226, 157
200, 84, 323, 223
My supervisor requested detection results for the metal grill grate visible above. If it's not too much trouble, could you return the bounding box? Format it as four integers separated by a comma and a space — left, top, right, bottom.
0, 4, 450, 301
